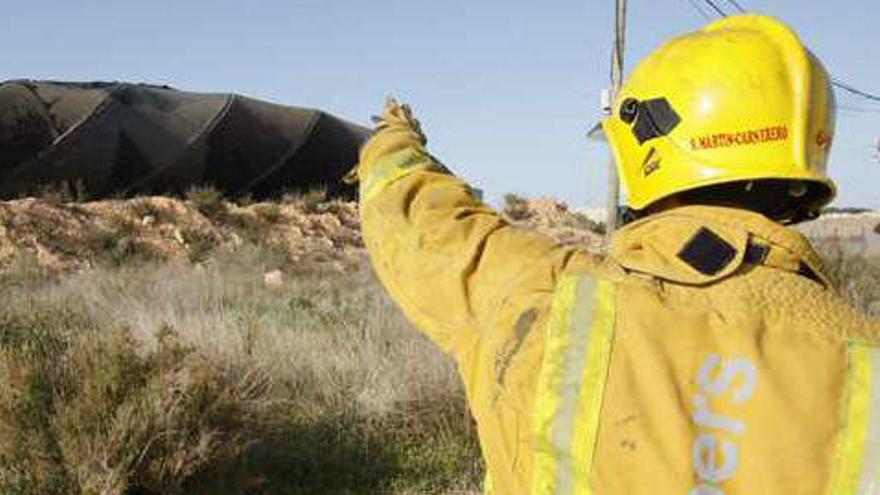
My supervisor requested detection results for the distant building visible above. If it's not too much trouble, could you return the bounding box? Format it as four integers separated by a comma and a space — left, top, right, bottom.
798, 212, 880, 257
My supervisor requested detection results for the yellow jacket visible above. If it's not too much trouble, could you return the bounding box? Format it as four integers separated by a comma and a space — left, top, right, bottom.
352, 104, 880, 495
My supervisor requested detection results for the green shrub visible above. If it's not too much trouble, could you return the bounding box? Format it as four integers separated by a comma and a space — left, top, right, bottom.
36, 180, 90, 205
563, 211, 606, 235
83, 218, 161, 267
222, 211, 268, 244
27, 214, 82, 257
0, 308, 264, 495
282, 188, 329, 215
235, 194, 255, 208
129, 199, 175, 224
186, 186, 227, 220
180, 228, 220, 264
253, 203, 282, 224
502, 193, 531, 221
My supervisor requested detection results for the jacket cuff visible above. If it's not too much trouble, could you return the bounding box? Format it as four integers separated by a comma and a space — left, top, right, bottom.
359, 146, 441, 202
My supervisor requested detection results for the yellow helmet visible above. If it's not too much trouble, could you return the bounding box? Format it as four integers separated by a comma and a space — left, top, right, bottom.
602, 15, 836, 222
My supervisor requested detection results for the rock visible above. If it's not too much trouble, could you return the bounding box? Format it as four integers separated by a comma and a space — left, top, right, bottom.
229, 232, 243, 247
506, 196, 604, 248
315, 214, 342, 234
35, 244, 68, 273
264, 269, 285, 289
312, 237, 335, 252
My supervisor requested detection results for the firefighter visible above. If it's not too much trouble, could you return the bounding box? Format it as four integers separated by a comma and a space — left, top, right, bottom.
348, 14, 880, 495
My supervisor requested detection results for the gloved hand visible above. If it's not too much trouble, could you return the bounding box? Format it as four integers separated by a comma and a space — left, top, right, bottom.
370, 96, 427, 145
346, 96, 428, 185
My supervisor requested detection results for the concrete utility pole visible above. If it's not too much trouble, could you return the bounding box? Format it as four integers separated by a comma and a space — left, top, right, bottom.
605, 0, 628, 246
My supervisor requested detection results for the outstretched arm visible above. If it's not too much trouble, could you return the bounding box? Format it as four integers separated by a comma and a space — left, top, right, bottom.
349, 100, 601, 354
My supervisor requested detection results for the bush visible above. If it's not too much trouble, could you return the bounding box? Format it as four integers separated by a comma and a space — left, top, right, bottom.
818, 246, 880, 317
129, 198, 174, 224
502, 193, 531, 221
0, 257, 482, 494
83, 218, 161, 267
221, 211, 268, 244
0, 249, 53, 288
18, 212, 160, 268
36, 180, 90, 204
282, 188, 329, 215
253, 203, 282, 224
0, 308, 264, 495
186, 186, 227, 220
562, 211, 606, 235
180, 228, 220, 264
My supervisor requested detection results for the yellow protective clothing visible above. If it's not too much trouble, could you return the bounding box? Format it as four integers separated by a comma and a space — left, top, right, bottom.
602, 15, 836, 217
352, 101, 880, 495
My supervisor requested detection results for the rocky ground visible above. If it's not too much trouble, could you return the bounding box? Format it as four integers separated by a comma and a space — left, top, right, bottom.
0, 191, 607, 276
501, 195, 606, 250
0, 189, 873, 276
0, 191, 363, 275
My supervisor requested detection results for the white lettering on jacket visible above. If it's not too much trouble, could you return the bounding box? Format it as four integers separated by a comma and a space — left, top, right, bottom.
689, 354, 758, 495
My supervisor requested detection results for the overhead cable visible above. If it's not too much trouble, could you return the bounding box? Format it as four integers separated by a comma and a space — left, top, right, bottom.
683, 0, 714, 21
701, 0, 728, 17
832, 78, 880, 104
723, 0, 747, 13
838, 105, 880, 114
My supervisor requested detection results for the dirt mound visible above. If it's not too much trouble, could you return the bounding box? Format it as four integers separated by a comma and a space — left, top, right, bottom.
2, 188, 877, 276
0, 192, 608, 275
502, 194, 605, 249
0, 193, 363, 274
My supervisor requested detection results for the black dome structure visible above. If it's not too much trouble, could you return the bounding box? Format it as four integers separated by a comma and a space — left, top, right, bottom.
0, 80, 368, 199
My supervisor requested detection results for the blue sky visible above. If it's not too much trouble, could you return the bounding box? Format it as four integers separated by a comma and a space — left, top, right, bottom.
2, 0, 878, 208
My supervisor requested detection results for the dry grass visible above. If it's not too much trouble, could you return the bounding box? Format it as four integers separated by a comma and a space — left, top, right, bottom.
818, 245, 880, 317
1, 206, 877, 495
0, 245, 481, 494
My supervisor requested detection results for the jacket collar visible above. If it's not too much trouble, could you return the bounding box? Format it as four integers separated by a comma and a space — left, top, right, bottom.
609, 205, 829, 287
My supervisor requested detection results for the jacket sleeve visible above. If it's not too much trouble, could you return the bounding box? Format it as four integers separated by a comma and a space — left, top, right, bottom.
351, 102, 601, 354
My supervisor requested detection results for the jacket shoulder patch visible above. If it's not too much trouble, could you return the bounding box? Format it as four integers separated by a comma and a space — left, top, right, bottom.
677, 227, 738, 276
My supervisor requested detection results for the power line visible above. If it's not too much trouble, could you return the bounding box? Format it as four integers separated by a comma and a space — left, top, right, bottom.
683, 0, 713, 21
701, 0, 727, 17
838, 105, 880, 114
832, 78, 880, 104
722, 0, 747, 13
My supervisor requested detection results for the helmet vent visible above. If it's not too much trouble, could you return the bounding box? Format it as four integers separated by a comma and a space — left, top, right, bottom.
621, 97, 682, 144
